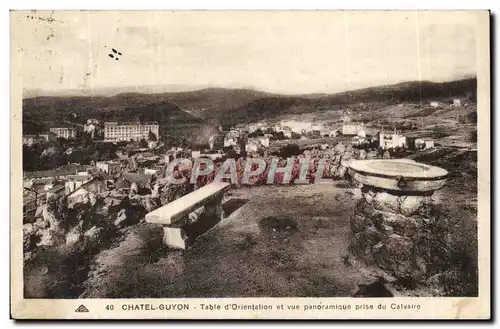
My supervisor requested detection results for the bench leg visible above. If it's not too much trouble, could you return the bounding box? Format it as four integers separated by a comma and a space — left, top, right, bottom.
205, 195, 224, 221
162, 226, 187, 250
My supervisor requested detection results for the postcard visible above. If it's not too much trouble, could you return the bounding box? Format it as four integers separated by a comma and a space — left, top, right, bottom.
10, 10, 490, 320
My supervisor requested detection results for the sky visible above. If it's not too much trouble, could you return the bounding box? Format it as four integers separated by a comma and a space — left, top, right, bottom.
12, 10, 480, 95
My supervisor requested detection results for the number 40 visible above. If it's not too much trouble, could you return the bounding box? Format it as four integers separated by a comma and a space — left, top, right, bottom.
106, 305, 114, 311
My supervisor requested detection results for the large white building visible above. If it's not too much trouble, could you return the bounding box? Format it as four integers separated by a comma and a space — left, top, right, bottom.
103, 121, 159, 142
50, 127, 77, 139
378, 131, 407, 149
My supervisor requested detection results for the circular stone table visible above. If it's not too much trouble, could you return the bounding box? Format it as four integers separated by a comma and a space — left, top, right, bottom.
347, 159, 448, 281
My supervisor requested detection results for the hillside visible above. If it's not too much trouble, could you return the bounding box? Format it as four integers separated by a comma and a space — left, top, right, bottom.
22, 77, 476, 135
22, 96, 216, 145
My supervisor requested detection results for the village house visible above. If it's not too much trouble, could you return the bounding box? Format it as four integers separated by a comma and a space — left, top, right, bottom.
39, 132, 57, 142
23, 163, 88, 181
23, 189, 41, 222
342, 122, 365, 136
23, 135, 45, 147
96, 161, 121, 175
123, 173, 154, 194
64, 174, 93, 194
245, 140, 259, 153
131, 152, 159, 163
415, 138, 435, 150
377, 130, 407, 149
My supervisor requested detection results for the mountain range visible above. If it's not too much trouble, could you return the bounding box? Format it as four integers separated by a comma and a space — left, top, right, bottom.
22, 77, 477, 140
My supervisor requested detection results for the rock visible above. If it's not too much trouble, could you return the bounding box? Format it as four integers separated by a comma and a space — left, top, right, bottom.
358, 150, 367, 160
426, 272, 443, 286
380, 212, 418, 237
412, 256, 428, 281
333, 166, 347, 178
399, 195, 426, 217
23, 223, 40, 252
350, 213, 371, 234
141, 196, 159, 213
114, 209, 128, 229
373, 192, 400, 213
363, 190, 376, 205
84, 226, 104, 247
333, 143, 345, 154
381, 224, 394, 235
35, 205, 44, 218
96, 196, 126, 217
342, 151, 353, 161
187, 206, 205, 224
33, 216, 50, 230
65, 223, 84, 247
373, 233, 415, 278
355, 198, 377, 218
350, 225, 384, 263
37, 229, 65, 247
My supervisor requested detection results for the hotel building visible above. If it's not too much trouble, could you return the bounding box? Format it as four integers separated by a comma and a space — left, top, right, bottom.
104, 121, 159, 142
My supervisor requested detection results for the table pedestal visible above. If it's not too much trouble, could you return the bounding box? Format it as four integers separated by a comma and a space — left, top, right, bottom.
349, 185, 449, 281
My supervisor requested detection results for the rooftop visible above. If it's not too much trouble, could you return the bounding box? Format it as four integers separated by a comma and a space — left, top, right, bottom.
104, 121, 159, 126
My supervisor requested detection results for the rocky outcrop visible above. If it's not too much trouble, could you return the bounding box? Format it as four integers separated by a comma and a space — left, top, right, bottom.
80, 222, 166, 298
350, 188, 450, 282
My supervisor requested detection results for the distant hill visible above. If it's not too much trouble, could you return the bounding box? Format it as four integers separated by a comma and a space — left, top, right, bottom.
22, 77, 476, 136
22, 96, 215, 144
213, 78, 477, 125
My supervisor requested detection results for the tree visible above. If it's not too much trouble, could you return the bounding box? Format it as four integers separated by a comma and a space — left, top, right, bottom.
148, 130, 157, 141
248, 128, 264, 138
139, 138, 149, 148
280, 143, 301, 158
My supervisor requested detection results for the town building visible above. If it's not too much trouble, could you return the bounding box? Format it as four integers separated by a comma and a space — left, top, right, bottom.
39, 132, 57, 143
342, 122, 365, 136
453, 99, 461, 107
65, 174, 93, 194
430, 101, 439, 108
50, 127, 77, 139
377, 130, 407, 149
96, 161, 121, 175
415, 138, 435, 150
245, 140, 259, 153
23, 135, 44, 147
280, 120, 312, 134
103, 121, 159, 142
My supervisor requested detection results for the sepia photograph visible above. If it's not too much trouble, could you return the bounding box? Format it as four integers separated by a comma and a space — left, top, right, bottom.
10, 9, 490, 319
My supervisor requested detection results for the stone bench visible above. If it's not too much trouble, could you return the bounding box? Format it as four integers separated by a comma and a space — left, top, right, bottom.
145, 182, 230, 249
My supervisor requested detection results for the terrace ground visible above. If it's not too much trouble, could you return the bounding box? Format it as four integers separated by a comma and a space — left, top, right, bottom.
81, 150, 478, 298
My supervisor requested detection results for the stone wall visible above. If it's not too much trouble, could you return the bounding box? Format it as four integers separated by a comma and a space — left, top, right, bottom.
349, 185, 450, 282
